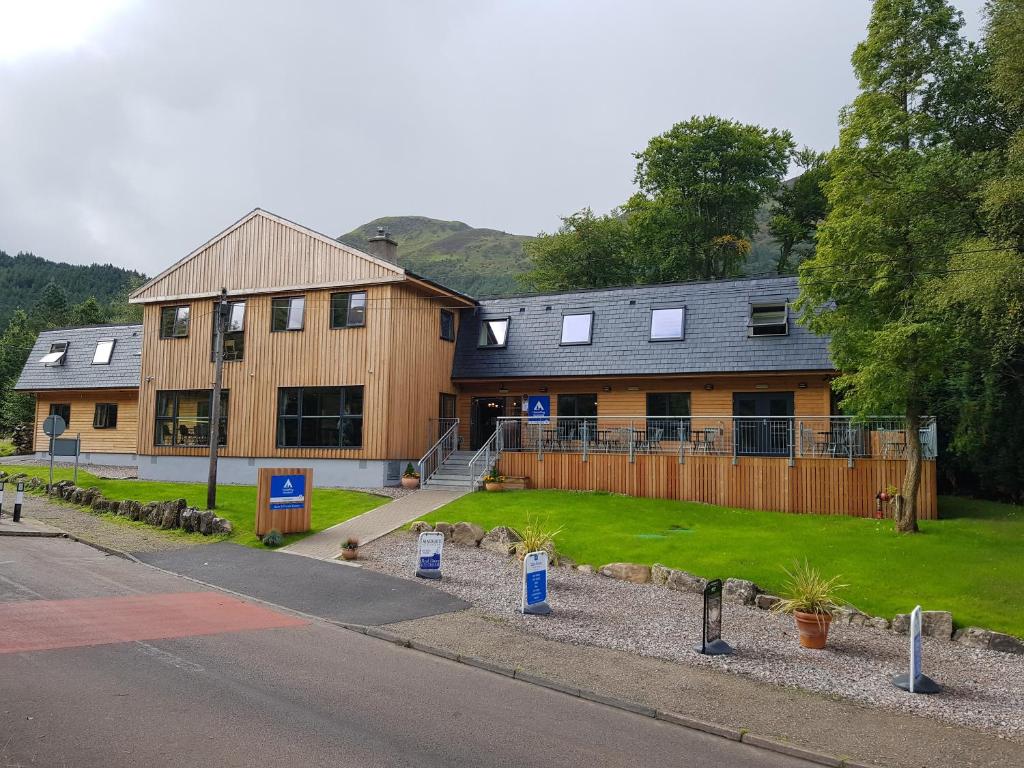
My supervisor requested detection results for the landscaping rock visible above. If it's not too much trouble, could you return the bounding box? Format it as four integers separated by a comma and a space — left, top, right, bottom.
27, 476, 41, 490
70, 488, 84, 504
451, 521, 486, 547
433, 522, 454, 540
893, 613, 910, 634
598, 562, 651, 584
198, 510, 215, 535
665, 569, 707, 594
575, 564, 595, 574
755, 594, 781, 610
90, 494, 107, 510
81, 488, 100, 505
409, 521, 433, 534
871, 617, 890, 630
142, 502, 160, 526
480, 526, 522, 556
126, 501, 143, 521
180, 508, 196, 532
160, 504, 180, 529
953, 627, 1024, 655
723, 578, 761, 606
922, 611, 954, 640
212, 517, 233, 535
651, 563, 670, 586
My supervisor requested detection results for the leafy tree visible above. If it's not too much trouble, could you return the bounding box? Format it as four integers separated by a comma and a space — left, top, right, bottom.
627, 115, 794, 281
768, 149, 831, 274
0, 310, 39, 432
523, 209, 635, 291
797, 0, 973, 533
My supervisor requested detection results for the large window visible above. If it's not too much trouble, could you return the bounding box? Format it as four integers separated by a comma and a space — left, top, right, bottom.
330, 291, 367, 328
478, 317, 509, 348
271, 296, 305, 332
650, 307, 685, 341
93, 403, 118, 429
48, 403, 71, 427
222, 302, 246, 360
440, 309, 455, 342
154, 390, 229, 447
92, 339, 115, 364
277, 386, 364, 448
556, 393, 597, 439
748, 303, 789, 336
647, 392, 691, 441
160, 306, 190, 338
560, 312, 593, 345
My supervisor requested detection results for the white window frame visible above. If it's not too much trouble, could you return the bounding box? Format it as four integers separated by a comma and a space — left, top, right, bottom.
560, 312, 594, 346
40, 341, 69, 366
748, 303, 790, 337
649, 307, 685, 341
92, 339, 115, 364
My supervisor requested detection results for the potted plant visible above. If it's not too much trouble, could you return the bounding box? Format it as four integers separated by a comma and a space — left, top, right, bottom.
483, 464, 505, 492
401, 463, 420, 489
773, 561, 846, 650
340, 536, 360, 561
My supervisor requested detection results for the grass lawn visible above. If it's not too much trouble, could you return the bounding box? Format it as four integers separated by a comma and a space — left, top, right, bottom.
422, 490, 1024, 638
2, 463, 389, 548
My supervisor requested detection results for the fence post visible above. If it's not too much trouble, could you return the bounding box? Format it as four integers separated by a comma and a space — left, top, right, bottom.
788, 419, 795, 468
678, 419, 685, 464
581, 420, 588, 463
732, 419, 738, 466
847, 420, 854, 469
536, 423, 543, 463
628, 419, 635, 464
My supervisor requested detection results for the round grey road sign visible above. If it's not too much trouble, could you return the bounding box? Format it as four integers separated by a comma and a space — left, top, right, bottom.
42, 414, 66, 437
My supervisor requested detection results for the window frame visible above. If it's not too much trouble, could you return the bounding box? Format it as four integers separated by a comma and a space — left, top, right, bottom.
271, 295, 306, 332
39, 341, 69, 366
330, 291, 367, 329
477, 317, 510, 349
153, 389, 229, 447
275, 385, 364, 449
93, 402, 119, 429
649, 306, 686, 342
646, 392, 691, 441
748, 302, 790, 337
159, 305, 191, 339
211, 301, 246, 362
92, 339, 116, 365
559, 311, 594, 346
440, 309, 455, 342
48, 402, 71, 427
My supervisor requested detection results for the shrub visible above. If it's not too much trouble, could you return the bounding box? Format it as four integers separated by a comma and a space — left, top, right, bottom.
262, 529, 284, 547
403, 462, 419, 478
341, 536, 359, 551
773, 560, 846, 616
513, 513, 563, 562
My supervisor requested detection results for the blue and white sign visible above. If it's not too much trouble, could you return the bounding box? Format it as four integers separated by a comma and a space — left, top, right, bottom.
269, 474, 306, 511
521, 550, 552, 615
415, 531, 445, 580
527, 395, 550, 425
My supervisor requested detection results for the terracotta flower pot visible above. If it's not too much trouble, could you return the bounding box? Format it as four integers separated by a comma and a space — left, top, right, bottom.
401, 476, 420, 489
484, 481, 504, 492
340, 548, 358, 561
793, 611, 832, 649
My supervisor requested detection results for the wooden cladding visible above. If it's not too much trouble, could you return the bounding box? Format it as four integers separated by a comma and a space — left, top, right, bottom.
498, 453, 938, 520
33, 390, 138, 455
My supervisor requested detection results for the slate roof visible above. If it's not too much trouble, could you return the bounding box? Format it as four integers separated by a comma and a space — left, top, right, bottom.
452, 276, 833, 379
15, 324, 142, 391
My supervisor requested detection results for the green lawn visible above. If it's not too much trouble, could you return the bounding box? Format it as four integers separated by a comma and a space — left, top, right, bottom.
422, 490, 1024, 637
2, 464, 388, 548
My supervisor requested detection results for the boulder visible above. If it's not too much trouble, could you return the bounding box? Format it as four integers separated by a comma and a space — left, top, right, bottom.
849, 612, 871, 628
142, 502, 160, 526
892, 614, 910, 634
921, 611, 954, 640
81, 488, 100, 505
198, 510, 215, 535
665, 569, 708, 594
451, 522, 486, 547
755, 594, 781, 610
480, 526, 523, 556
651, 563, 671, 586
90, 494, 107, 510
598, 562, 652, 584
575, 564, 595, 574
952, 627, 1024, 655
212, 517, 233, 535
409, 521, 433, 534
723, 578, 761, 606
871, 617, 891, 630
180, 508, 197, 532
127, 501, 143, 521
68, 487, 82, 503
27, 476, 41, 490
433, 522, 454, 540
160, 504, 180, 529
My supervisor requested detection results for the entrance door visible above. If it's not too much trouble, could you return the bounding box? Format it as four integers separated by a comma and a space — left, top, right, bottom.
733, 392, 794, 456
471, 396, 521, 450
437, 393, 457, 441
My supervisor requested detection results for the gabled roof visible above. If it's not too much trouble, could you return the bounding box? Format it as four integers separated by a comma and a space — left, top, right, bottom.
129, 208, 409, 304
452, 276, 833, 379
15, 324, 142, 391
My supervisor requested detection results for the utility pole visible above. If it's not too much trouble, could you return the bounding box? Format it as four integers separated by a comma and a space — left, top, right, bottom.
207, 288, 228, 510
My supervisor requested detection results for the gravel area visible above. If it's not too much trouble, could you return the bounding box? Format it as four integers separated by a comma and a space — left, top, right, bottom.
362, 530, 1024, 739
0, 457, 138, 479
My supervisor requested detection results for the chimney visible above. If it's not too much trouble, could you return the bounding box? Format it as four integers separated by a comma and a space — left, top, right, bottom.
365, 225, 398, 264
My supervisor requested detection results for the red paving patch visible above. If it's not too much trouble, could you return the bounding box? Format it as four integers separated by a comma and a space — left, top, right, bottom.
0, 592, 308, 654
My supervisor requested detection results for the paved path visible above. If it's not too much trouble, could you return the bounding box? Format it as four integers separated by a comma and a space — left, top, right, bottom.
1, 537, 807, 768
280, 488, 467, 560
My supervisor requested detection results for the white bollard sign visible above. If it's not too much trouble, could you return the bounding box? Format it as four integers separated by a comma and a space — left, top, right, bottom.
415, 531, 445, 580
521, 550, 551, 615
891, 604, 942, 694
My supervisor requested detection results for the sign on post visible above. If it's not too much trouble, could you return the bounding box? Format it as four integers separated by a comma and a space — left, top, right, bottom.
891, 605, 942, 694
521, 550, 551, 615
13, 481, 24, 523
43, 414, 67, 489
255, 468, 312, 536
269, 474, 306, 510
527, 395, 550, 425
697, 579, 733, 655
416, 531, 444, 580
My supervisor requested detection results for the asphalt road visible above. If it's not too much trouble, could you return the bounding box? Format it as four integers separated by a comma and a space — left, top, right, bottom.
0, 538, 811, 768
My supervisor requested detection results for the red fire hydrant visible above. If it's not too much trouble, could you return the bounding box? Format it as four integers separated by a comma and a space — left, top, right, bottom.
875, 489, 890, 519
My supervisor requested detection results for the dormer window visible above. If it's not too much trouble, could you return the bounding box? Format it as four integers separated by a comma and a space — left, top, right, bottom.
40, 341, 68, 366
92, 339, 115, 365
650, 307, 685, 341
560, 312, 593, 345
478, 317, 509, 348
748, 303, 789, 336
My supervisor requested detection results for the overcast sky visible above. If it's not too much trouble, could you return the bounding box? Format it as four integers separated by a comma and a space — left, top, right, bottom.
0, 0, 985, 275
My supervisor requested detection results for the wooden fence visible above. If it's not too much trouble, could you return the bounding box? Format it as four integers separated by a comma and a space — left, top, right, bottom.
497, 453, 938, 519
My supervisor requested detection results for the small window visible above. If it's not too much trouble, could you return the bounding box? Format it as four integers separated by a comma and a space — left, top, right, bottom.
748, 303, 789, 336
330, 291, 367, 328
560, 312, 593, 345
478, 317, 509, 348
440, 309, 455, 342
217, 301, 246, 361
92, 339, 115, 364
93, 403, 118, 429
39, 341, 69, 366
160, 306, 190, 338
271, 296, 305, 332
650, 307, 685, 341
48, 403, 71, 426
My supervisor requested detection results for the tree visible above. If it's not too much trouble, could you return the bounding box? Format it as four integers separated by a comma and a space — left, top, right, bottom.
627, 115, 794, 280
523, 209, 635, 291
0, 310, 39, 433
768, 148, 831, 274
797, 0, 973, 533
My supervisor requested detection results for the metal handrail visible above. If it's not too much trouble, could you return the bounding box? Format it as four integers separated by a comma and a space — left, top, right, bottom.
467, 429, 500, 488
417, 418, 460, 484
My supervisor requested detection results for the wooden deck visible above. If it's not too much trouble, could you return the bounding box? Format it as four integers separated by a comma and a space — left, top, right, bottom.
497, 453, 938, 519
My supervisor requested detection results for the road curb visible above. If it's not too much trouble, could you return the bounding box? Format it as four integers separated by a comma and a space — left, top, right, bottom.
0, 529, 64, 538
